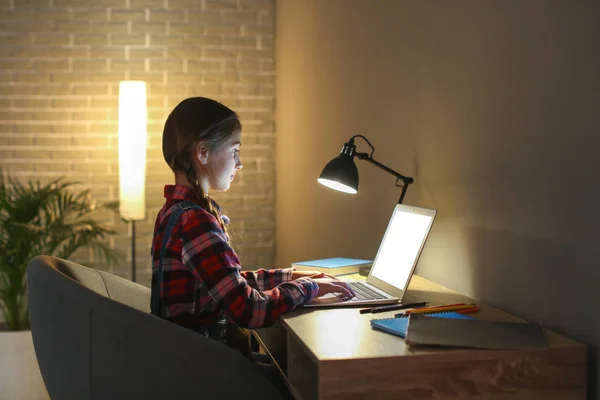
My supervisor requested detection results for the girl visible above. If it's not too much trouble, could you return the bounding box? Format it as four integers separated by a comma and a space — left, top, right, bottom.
151, 97, 354, 354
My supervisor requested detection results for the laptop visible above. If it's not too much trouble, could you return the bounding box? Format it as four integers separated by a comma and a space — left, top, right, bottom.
304, 204, 437, 307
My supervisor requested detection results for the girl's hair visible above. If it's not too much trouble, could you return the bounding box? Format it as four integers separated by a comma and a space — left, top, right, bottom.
162, 97, 242, 239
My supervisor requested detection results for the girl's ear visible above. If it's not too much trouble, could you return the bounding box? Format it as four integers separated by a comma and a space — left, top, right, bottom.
195, 144, 209, 165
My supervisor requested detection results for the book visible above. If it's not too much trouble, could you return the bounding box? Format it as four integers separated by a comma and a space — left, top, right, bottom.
405, 314, 548, 350
290, 257, 372, 276
370, 311, 474, 338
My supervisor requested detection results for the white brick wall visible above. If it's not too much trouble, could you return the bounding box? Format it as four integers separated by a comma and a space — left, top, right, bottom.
0, 0, 276, 287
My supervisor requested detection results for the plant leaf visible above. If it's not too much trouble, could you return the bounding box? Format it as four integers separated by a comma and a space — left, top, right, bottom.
0, 171, 122, 331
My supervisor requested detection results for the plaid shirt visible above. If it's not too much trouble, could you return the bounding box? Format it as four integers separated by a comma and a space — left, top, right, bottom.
151, 185, 319, 331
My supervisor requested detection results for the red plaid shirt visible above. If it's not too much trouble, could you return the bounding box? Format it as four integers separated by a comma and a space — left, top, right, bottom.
151, 185, 319, 331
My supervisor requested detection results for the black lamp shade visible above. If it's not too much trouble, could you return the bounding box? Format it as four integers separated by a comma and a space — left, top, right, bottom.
317, 154, 359, 194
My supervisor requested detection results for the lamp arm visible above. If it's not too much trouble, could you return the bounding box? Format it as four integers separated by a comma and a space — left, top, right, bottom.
355, 152, 414, 204
355, 152, 414, 184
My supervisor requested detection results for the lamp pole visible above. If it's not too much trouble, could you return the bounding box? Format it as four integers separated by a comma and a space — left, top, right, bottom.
131, 220, 136, 282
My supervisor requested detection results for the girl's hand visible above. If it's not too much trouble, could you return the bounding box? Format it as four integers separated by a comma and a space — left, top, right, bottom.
311, 278, 355, 299
292, 270, 337, 280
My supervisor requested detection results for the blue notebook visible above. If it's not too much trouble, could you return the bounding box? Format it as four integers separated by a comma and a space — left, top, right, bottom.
291, 257, 372, 276
370, 311, 475, 338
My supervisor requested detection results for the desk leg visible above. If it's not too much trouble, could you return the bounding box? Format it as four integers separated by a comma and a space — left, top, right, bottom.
252, 322, 288, 376
287, 335, 319, 400
253, 324, 321, 400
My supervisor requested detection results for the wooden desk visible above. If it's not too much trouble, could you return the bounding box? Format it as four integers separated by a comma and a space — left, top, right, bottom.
252, 274, 587, 400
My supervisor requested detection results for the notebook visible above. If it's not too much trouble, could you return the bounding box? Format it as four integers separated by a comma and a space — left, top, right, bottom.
303, 204, 437, 307
370, 311, 474, 338
405, 314, 548, 350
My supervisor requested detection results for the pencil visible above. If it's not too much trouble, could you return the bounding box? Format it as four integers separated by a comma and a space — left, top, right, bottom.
399, 303, 465, 315
456, 307, 480, 314
395, 305, 480, 318
406, 303, 477, 315
423, 302, 466, 310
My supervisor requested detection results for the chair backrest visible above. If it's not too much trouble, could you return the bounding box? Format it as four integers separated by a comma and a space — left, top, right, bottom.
27, 255, 283, 400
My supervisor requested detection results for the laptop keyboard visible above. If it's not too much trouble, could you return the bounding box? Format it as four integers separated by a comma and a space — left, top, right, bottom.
336, 281, 387, 301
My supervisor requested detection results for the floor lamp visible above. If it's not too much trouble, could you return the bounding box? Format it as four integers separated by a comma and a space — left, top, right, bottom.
118, 81, 147, 282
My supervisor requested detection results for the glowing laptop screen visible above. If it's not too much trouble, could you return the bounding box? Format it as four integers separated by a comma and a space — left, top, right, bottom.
369, 207, 434, 290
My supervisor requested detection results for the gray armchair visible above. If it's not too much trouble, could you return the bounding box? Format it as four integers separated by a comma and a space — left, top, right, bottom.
27, 255, 284, 400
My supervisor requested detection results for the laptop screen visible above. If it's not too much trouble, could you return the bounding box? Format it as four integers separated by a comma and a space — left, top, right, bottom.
369, 204, 436, 291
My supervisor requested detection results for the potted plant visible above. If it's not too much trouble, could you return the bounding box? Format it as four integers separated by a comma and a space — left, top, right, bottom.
0, 173, 123, 398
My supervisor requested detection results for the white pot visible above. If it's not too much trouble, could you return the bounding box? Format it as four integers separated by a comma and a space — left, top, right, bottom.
0, 329, 49, 400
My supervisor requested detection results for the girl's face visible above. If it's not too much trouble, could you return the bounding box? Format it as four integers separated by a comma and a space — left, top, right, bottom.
198, 129, 243, 193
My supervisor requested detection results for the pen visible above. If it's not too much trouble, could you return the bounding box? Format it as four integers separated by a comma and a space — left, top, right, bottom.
360, 301, 429, 314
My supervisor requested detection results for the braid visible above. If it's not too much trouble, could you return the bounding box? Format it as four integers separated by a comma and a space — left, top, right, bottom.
184, 165, 230, 242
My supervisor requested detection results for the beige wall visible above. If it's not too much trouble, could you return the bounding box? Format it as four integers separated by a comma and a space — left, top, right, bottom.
0, 0, 275, 287
276, 0, 600, 396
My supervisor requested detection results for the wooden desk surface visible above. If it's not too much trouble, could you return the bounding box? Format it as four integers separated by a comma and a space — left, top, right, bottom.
254, 274, 587, 399
283, 274, 582, 360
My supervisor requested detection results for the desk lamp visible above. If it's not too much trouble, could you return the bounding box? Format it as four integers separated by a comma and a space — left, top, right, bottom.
318, 135, 414, 204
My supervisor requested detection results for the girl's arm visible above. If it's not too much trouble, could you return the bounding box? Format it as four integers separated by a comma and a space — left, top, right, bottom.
241, 269, 338, 290
181, 210, 319, 329
241, 268, 294, 291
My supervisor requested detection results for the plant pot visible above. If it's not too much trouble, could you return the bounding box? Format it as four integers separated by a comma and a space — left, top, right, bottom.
0, 326, 50, 400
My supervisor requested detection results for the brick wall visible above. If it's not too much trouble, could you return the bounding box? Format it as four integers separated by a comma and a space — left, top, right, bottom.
0, 0, 276, 288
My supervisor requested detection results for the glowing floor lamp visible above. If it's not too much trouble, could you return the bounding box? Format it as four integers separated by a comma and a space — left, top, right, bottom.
118, 81, 147, 282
